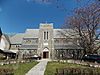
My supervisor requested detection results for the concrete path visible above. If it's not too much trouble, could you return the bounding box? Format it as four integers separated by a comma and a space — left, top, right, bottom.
26, 59, 48, 75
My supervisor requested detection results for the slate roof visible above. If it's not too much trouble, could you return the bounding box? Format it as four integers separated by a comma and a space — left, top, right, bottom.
8, 28, 78, 44
24, 29, 39, 38
9, 29, 39, 44
53, 29, 78, 38
10, 33, 24, 44
19, 45, 38, 50
3, 34, 11, 44
0, 49, 16, 54
54, 45, 83, 50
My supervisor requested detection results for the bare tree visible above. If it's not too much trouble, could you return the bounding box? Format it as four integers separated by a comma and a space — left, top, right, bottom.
63, 1, 100, 55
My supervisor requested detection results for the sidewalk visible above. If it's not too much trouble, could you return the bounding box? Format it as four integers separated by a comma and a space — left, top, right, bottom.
26, 59, 48, 75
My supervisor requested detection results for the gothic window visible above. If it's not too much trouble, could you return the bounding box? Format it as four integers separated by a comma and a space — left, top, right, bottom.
47, 31, 48, 40
44, 32, 46, 40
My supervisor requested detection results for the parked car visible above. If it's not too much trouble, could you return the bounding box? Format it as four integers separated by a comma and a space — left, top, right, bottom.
82, 54, 100, 63
32, 55, 41, 60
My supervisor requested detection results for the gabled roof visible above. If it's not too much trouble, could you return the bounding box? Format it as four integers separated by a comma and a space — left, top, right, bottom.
54, 45, 83, 50
24, 29, 39, 38
19, 45, 38, 50
3, 34, 11, 44
53, 29, 78, 38
8, 29, 39, 44
10, 33, 24, 44
7, 28, 79, 44
0, 49, 16, 54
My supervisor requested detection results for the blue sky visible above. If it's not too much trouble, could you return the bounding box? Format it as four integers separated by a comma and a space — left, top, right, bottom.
0, 0, 93, 33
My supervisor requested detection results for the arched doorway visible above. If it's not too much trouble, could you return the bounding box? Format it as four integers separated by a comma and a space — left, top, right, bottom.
43, 48, 49, 58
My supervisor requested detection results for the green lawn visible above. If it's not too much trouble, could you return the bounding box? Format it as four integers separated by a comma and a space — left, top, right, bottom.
44, 61, 91, 75
0, 61, 38, 75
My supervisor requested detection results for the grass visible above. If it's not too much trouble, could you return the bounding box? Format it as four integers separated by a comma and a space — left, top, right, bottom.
44, 61, 94, 75
0, 61, 38, 75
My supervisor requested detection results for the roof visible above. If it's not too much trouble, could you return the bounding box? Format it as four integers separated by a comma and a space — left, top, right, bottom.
10, 33, 24, 44
3, 34, 11, 44
0, 49, 16, 54
53, 29, 78, 38
10, 50, 18, 53
19, 45, 38, 50
54, 45, 83, 50
9, 29, 39, 44
24, 29, 39, 38
7, 28, 79, 45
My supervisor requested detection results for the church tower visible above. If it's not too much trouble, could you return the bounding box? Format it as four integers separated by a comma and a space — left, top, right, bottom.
38, 23, 54, 59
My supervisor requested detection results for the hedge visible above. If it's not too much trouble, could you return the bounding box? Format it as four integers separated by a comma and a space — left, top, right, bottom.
0, 68, 14, 75
55, 67, 100, 75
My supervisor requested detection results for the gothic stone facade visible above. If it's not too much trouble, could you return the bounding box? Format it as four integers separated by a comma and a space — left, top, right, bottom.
7, 23, 83, 59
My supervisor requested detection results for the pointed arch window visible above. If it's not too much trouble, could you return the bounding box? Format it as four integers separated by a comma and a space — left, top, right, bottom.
44, 32, 46, 40
47, 31, 48, 40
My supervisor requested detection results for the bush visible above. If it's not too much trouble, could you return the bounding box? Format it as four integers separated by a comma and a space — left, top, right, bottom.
0, 68, 14, 75
56, 67, 100, 75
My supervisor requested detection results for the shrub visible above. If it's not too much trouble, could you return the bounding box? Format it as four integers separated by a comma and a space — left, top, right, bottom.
0, 68, 14, 75
56, 67, 100, 75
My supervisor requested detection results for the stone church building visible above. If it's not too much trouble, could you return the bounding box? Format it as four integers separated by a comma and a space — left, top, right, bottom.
0, 23, 83, 59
